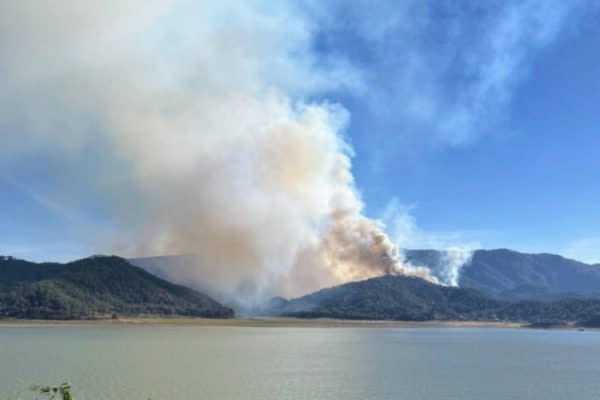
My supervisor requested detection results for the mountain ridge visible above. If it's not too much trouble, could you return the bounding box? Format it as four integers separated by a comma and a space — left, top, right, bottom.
263, 274, 501, 321
131, 248, 600, 302
264, 274, 600, 327
405, 248, 600, 301
0, 255, 234, 319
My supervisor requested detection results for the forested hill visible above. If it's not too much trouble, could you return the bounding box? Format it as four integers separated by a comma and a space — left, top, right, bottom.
265, 275, 600, 327
0, 255, 234, 319
265, 275, 502, 321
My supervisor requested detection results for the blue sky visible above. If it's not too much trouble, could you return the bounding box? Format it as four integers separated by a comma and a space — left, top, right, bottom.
307, 0, 600, 262
1, 0, 600, 264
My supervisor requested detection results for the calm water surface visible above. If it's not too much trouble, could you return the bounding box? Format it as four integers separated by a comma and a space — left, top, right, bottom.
1, 326, 599, 400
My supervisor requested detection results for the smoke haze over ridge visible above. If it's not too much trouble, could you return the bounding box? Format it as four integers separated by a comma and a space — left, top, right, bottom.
0, 1, 440, 301
1, 1, 587, 302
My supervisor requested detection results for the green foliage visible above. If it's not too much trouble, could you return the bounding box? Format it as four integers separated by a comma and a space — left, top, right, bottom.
29, 383, 74, 400
7, 382, 161, 400
273, 274, 600, 326
0, 256, 234, 319
276, 275, 502, 321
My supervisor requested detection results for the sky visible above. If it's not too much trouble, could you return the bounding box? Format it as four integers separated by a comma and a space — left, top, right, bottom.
1, 0, 600, 265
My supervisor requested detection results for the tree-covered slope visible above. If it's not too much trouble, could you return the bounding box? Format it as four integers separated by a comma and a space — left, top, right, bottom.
0, 255, 234, 319
267, 274, 600, 327
269, 275, 502, 321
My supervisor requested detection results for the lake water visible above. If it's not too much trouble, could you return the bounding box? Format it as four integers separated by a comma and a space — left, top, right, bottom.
1, 326, 599, 400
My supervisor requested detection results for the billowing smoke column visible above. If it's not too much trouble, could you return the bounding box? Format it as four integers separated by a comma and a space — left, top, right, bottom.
0, 1, 437, 302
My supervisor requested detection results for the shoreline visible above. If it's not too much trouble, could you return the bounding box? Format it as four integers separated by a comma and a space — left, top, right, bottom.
0, 317, 596, 331
0, 317, 527, 329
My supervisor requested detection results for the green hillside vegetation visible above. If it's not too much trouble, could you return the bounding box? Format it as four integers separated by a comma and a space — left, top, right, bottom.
268, 275, 600, 327
0, 255, 233, 319
273, 275, 501, 321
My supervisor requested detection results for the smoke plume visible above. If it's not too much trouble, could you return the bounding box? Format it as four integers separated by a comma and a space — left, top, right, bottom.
0, 1, 436, 302
439, 248, 473, 287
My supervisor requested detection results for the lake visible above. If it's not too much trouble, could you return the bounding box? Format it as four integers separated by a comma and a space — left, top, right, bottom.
1, 325, 599, 400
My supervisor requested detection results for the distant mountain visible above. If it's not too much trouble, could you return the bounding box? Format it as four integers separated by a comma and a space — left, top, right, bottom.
405, 249, 600, 301
132, 249, 600, 303
0, 255, 234, 319
265, 275, 600, 327
129, 252, 600, 326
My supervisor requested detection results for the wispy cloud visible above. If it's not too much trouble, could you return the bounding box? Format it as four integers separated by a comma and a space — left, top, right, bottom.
23, 186, 84, 224
1, 177, 84, 224
305, 0, 590, 148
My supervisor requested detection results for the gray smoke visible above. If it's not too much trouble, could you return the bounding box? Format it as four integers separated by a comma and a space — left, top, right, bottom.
0, 1, 436, 303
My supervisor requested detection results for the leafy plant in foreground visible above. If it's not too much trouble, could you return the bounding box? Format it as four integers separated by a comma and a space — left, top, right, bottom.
29, 383, 74, 400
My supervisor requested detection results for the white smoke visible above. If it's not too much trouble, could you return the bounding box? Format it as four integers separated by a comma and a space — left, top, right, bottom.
382, 200, 478, 287
439, 247, 473, 287
0, 1, 435, 302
